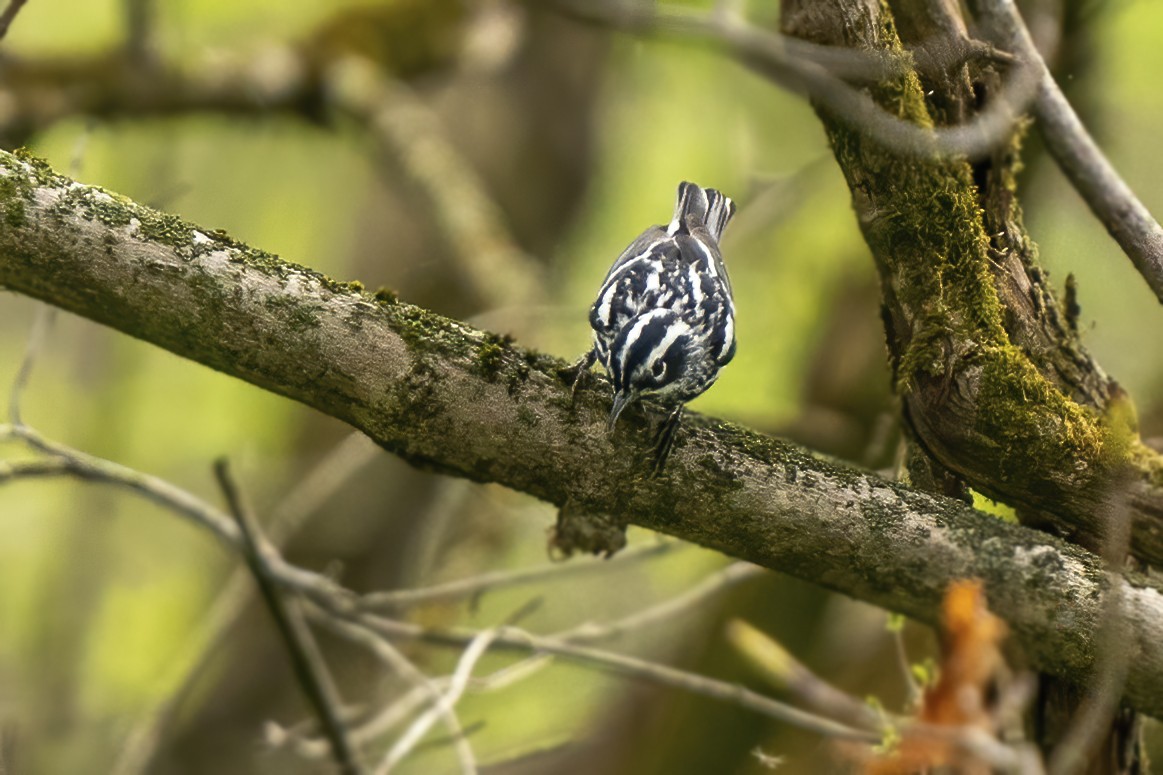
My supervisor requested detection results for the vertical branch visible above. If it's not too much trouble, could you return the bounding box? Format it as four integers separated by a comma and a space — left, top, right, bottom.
7, 307, 54, 427
214, 459, 365, 775
124, 0, 157, 66
0, 0, 29, 42
972, 0, 1163, 305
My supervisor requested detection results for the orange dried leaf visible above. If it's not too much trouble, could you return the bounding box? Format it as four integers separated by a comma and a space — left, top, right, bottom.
865, 580, 1006, 775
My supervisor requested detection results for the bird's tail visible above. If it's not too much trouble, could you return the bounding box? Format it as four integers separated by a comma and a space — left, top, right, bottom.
669, 181, 735, 243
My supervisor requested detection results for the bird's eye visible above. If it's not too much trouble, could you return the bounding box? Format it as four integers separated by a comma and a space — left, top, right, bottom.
652, 361, 666, 378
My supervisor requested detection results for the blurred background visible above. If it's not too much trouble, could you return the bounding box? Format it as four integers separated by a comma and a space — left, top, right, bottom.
1, 0, 1162, 772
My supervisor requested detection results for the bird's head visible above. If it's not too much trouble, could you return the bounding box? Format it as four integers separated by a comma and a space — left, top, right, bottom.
607, 310, 694, 430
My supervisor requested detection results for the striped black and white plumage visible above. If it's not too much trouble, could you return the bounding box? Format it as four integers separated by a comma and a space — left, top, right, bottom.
576, 181, 736, 470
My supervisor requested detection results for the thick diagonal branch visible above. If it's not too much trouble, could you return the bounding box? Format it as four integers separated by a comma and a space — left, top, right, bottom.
3, 150, 1163, 717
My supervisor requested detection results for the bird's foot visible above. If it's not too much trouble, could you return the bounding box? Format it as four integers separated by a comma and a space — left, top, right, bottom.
561, 350, 597, 407
648, 405, 684, 477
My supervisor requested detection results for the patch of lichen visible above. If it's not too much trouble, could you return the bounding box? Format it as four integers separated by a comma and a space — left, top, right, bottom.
386, 301, 469, 356
476, 336, 507, 380
0, 151, 40, 229
10, 147, 56, 187
139, 210, 195, 245
263, 294, 324, 334
0, 175, 26, 228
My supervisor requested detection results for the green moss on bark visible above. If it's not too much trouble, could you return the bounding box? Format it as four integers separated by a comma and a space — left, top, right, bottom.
786, 0, 1163, 556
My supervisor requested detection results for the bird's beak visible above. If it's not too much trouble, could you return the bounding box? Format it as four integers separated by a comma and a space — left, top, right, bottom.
607, 391, 632, 431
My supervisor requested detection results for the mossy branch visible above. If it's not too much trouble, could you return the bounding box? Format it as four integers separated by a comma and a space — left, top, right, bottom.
781, 0, 1163, 561
4, 149, 1163, 717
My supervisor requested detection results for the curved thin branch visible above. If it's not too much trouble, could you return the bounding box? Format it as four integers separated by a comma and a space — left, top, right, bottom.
3, 150, 1163, 717
547, 0, 1039, 160
0, 0, 28, 42
971, 0, 1163, 305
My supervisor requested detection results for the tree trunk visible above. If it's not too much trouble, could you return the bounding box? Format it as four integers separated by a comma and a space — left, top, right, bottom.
779, 0, 1148, 769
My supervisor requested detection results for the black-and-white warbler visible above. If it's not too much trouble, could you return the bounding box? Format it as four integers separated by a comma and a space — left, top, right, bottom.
574, 181, 736, 472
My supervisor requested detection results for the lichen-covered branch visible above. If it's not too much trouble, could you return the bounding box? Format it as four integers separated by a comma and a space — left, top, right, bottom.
3, 149, 1163, 717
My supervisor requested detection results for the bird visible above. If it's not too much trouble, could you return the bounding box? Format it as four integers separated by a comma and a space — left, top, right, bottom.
573, 181, 737, 473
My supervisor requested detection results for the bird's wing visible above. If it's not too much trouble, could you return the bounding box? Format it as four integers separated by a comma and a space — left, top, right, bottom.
601, 226, 669, 283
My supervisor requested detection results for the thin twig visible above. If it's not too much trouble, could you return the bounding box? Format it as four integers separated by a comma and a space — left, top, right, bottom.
548, 0, 1041, 159
112, 432, 380, 775
376, 630, 498, 775
0, 0, 29, 42
0, 457, 74, 478
311, 615, 478, 774
320, 607, 880, 743
214, 459, 365, 775
8, 306, 55, 427
328, 57, 544, 310
124, 0, 156, 66
359, 539, 679, 611
556, 561, 763, 642
549, 0, 908, 82
972, 0, 1163, 304
888, 615, 923, 707
1047, 480, 1135, 775
2, 423, 241, 543
286, 626, 498, 767
727, 618, 881, 731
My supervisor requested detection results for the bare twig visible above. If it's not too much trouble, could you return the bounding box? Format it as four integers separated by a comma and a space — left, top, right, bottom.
214, 459, 365, 775
360, 539, 679, 611
268, 432, 381, 543
557, 561, 764, 642
0, 0, 28, 42
1047, 480, 1135, 775
8, 307, 55, 427
548, 0, 1041, 159
727, 618, 880, 731
124, 0, 156, 66
888, 614, 923, 707
548, 0, 908, 82
112, 432, 380, 775
0, 457, 73, 478
322, 606, 880, 743
1, 423, 241, 543
376, 630, 498, 775
972, 0, 1163, 305
328, 57, 544, 311
303, 615, 478, 774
